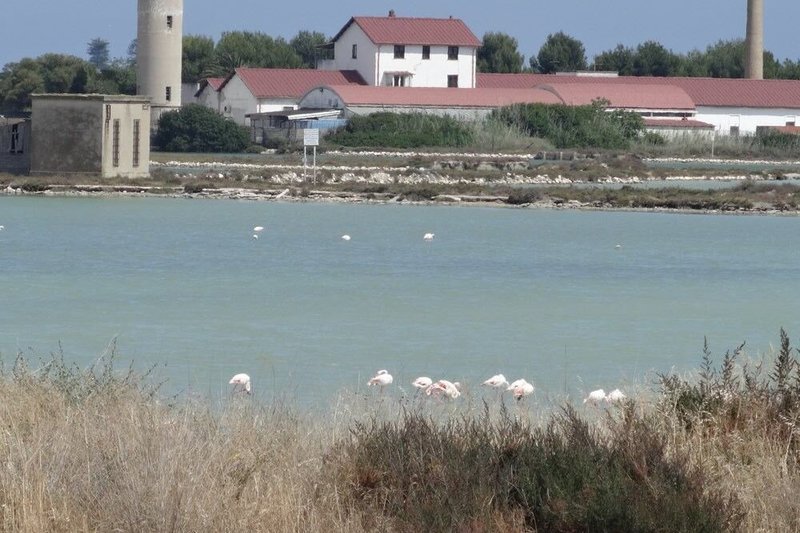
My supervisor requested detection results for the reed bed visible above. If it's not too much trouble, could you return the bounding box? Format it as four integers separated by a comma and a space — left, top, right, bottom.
1, 331, 799, 532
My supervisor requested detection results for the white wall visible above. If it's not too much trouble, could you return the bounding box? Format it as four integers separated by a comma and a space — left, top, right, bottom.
696, 106, 800, 135
256, 99, 299, 113
218, 74, 257, 125
326, 24, 378, 85
376, 44, 475, 88
196, 85, 220, 113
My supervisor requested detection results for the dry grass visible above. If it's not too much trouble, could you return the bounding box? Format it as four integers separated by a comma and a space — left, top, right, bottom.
1, 332, 799, 532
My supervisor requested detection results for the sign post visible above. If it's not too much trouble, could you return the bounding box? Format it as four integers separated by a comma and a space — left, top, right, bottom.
303, 128, 319, 183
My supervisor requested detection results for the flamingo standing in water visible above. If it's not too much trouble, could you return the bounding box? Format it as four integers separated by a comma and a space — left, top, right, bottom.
583, 389, 606, 406
507, 379, 534, 401
368, 369, 394, 389
606, 389, 626, 404
412, 376, 433, 390
483, 374, 509, 388
423, 233, 435, 241
229, 373, 251, 394
427, 379, 461, 399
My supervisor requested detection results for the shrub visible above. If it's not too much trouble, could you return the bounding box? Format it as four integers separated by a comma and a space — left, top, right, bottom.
507, 189, 542, 205
328, 407, 741, 532
327, 112, 474, 149
154, 104, 250, 153
492, 101, 645, 149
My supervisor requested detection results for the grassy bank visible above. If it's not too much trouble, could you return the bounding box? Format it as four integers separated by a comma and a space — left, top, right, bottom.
2, 331, 800, 532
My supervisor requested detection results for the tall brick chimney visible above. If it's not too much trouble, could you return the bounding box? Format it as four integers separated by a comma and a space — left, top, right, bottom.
745, 0, 764, 79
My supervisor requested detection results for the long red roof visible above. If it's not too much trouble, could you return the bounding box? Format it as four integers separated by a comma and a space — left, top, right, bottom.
220, 68, 366, 99
477, 73, 800, 109
307, 86, 562, 108
540, 83, 695, 110
333, 16, 481, 47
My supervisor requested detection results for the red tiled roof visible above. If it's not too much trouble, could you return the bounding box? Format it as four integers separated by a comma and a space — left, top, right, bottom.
767, 125, 800, 134
477, 73, 800, 109
221, 68, 366, 99
194, 77, 225, 97
644, 118, 715, 129
333, 16, 481, 47
305, 85, 562, 108
540, 83, 695, 110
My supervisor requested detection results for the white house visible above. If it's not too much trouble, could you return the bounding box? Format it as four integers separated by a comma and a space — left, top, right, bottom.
214, 68, 364, 125
318, 11, 481, 89
193, 77, 225, 112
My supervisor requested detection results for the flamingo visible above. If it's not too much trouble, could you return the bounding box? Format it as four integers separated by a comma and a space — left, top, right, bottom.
229, 373, 251, 394
423, 233, 435, 241
368, 369, 393, 387
482, 374, 509, 388
507, 379, 534, 401
606, 389, 626, 403
253, 226, 264, 232
583, 389, 606, 405
428, 379, 461, 399
0, 225, 4, 231
412, 376, 433, 390
252, 234, 259, 240
341, 234, 351, 241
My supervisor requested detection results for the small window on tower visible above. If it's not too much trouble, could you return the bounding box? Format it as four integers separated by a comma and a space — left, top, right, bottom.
352, 44, 357, 59
166, 86, 172, 102
167, 15, 173, 29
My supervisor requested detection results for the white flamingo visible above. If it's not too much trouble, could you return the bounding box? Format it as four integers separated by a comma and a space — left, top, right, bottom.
229, 373, 251, 394
606, 389, 626, 403
368, 369, 393, 388
412, 376, 433, 390
341, 234, 351, 241
483, 374, 509, 388
423, 232, 435, 241
428, 379, 461, 399
252, 234, 259, 240
507, 379, 534, 401
583, 389, 606, 405
253, 226, 264, 232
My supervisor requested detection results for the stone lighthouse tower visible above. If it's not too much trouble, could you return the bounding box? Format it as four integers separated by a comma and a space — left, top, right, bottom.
137, 0, 183, 125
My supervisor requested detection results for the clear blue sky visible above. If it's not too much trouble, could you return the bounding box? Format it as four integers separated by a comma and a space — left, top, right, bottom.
3, 0, 799, 68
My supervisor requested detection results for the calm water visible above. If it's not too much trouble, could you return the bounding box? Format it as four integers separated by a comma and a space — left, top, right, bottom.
1, 197, 798, 406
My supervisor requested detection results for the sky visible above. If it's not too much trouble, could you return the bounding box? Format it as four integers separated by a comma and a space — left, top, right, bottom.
3, 0, 800, 69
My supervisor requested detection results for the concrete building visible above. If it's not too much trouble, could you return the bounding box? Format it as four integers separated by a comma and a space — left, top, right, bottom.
318, 11, 481, 88
30, 94, 151, 178
137, 0, 183, 126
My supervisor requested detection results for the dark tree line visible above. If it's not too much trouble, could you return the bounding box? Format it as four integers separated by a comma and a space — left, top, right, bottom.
477, 31, 800, 79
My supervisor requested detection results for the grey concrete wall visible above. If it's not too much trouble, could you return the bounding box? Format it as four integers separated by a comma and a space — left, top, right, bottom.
30, 95, 151, 178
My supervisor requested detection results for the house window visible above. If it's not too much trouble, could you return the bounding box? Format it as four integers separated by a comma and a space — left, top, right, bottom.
112, 119, 120, 168
447, 75, 459, 88
787, 121, 796, 127
352, 44, 357, 59
394, 45, 405, 59
448, 46, 459, 60
422, 45, 430, 60
165, 86, 172, 102
132, 119, 140, 168
730, 126, 740, 137
167, 15, 173, 29
393, 75, 405, 87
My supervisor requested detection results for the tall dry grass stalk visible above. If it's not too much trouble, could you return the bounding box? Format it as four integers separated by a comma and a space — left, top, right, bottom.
1, 331, 799, 531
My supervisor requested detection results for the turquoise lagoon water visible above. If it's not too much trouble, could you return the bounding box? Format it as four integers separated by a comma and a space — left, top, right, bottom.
0, 196, 798, 406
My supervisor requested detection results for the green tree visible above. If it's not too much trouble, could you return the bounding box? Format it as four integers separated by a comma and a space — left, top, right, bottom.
632, 41, 677, 76
0, 59, 44, 111
592, 44, 635, 75
477, 32, 524, 73
534, 32, 587, 74
154, 104, 250, 152
209, 31, 302, 76
87, 38, 110, 70
290, 31, 329, 68
182, 35, 216, 83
